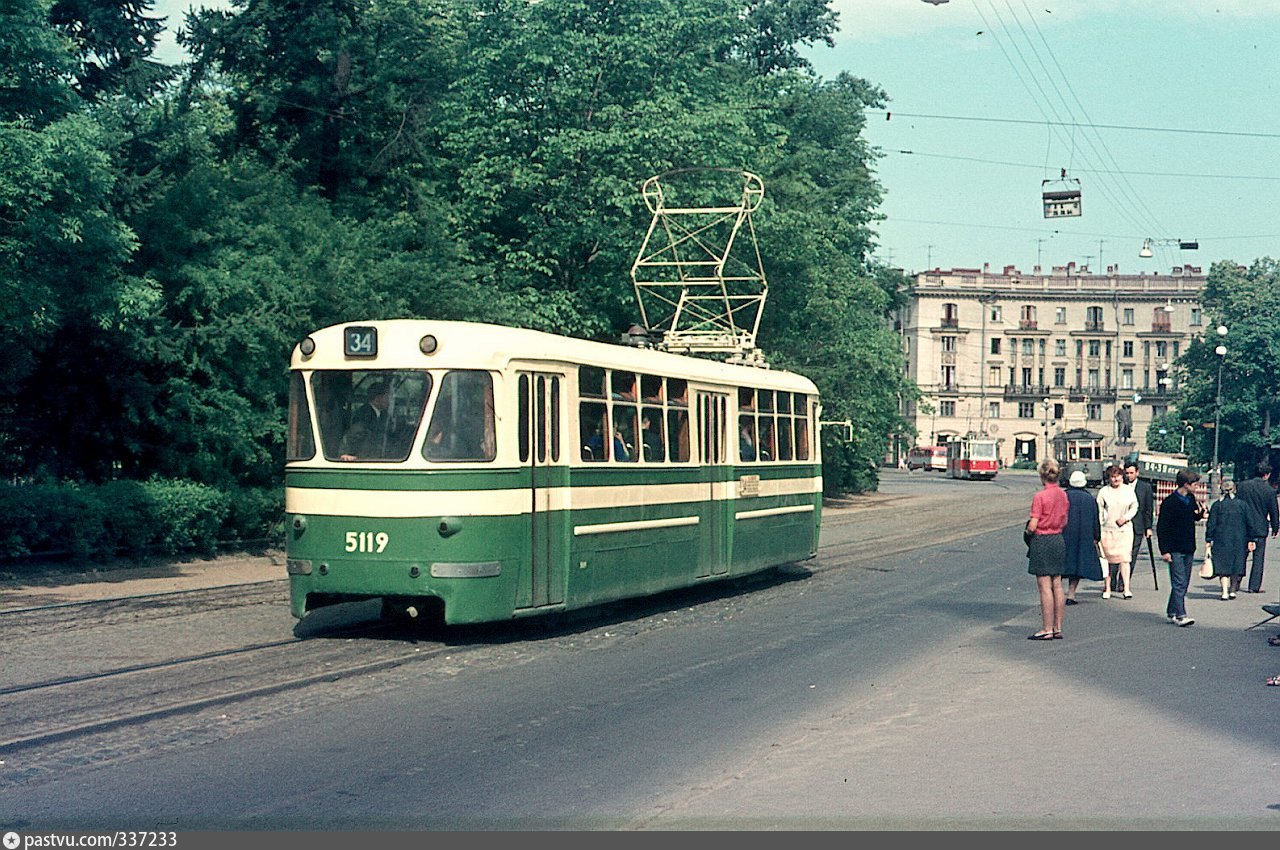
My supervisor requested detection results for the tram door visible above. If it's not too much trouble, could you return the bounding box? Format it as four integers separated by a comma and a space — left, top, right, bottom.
517, 372, 566, 609
695, 390, 731, 577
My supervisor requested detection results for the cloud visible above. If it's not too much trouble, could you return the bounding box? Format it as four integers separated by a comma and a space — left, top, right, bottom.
831, 0, 1280, 42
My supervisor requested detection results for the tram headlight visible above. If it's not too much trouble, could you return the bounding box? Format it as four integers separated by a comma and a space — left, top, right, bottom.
419, 334, 438, 355
299, 336, 316, 357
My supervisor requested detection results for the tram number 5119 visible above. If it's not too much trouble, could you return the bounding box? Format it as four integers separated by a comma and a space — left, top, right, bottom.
346, 531, 389, 553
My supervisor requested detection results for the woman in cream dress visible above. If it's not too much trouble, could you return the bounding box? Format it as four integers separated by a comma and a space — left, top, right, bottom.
1097, 464, 1138, 598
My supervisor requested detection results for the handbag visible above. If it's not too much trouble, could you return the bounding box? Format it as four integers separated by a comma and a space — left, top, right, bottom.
1199, 549, 1214, 579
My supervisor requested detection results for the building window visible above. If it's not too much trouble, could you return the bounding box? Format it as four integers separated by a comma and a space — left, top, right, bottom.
990, 305, 1002, 322
941, 365, 955, 389
1121, 368, 1133, 389
1123, 340, 1134, 358
1155, 340, 1168, 359
1173, 341, 1180, 358
1020, 305, 1037, 329
1039, 339, 1046, 355
1021, 367, 1032, 387
1087, 368, 1100, 388
941, 335, 957, 352
1021, 339, 1034, 356
1190, 307, 1202, 326
1053, 403, 1064, 419
1055, 307, 1066, 323
1087, 403, 1102, 420
940, 400, 955, 416
1076, 339, 1084, 356
1088, 340, 1101, 357
1152, 405, 1168, 418
1018, 402, 1035, 418
990, 338, 1001, 355
1055, 339, 1066, 356
987, 401, 1000, 419
1054, 367, 1066, 387
1086, 306, 1104, 330
989, 366, 1001, 387
942, 302, 958, 327
1123, 308, 1134, 325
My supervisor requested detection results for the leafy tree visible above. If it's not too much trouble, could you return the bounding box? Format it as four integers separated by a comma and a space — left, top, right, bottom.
1171, 258, 1280, 471
185, 0, 462, 204
50, 0, 175, 100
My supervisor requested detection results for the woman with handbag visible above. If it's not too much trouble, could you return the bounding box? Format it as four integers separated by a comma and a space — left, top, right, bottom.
1025, 458, 1069, 639
1205, 479, 1264, 600
1097, 464, 1139, 599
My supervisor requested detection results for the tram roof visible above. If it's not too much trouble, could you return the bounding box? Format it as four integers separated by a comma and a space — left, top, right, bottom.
293, 319, 819, 393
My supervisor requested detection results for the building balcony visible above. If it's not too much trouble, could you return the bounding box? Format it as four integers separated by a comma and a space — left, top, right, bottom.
1067, 386, 1117, 402
1003, 384, 1052, 399
1151, 321, 1172, 333
1084, 320, 1105, 332
1018, 319, 1038, 330
939, 318, 959, 329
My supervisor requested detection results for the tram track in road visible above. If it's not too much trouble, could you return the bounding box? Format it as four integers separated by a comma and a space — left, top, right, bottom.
0, 620, 473, 755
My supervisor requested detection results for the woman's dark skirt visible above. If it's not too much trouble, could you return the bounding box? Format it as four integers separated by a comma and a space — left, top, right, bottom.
1027, 532, 1065, 576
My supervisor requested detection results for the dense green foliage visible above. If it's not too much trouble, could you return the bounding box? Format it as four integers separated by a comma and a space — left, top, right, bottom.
1, 0, 925, 561
1168, 258, 1280, 474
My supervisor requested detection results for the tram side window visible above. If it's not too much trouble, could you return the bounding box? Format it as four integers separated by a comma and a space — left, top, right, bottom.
739, 413, 757, 461
665, 409, 688, 462
777, 392, 793, 460
614, 404, 638, 462
581, 401, 611, 461
611, 370, 637, 401
424, 370, 496, 462
314, 369, 431, 463
757, 390, 776, 461
660, 378, 688, 462
641, 374, 664, 403
641, 405, 665, 461
580, 366, 606, 399
288, 372, 316, 461
794, 393, 810, 461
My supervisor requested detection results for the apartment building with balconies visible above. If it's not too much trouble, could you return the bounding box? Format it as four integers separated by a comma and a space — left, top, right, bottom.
896, 261, 1206, 467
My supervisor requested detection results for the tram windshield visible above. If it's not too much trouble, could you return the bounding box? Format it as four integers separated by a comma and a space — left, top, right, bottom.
307, 370, 431, 462
423, 371, 496, 462
969, 441, 997, 460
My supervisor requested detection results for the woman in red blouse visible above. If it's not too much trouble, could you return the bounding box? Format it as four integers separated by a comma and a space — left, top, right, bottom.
1025, 458, 1069, 639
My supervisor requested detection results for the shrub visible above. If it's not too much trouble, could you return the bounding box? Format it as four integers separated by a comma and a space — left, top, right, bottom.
143, 479, 231, 558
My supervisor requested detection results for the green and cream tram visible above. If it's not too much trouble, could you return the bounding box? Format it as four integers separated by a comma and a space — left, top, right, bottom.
285, 320, 822, 626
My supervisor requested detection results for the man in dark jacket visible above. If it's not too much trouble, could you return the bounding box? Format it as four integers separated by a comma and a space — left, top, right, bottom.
1124, 460, 1155, 589
1156, 468, 1206, 626
1236, 462, 1280, 593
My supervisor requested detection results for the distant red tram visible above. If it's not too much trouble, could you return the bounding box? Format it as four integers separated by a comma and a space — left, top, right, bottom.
946, 436, 999, 480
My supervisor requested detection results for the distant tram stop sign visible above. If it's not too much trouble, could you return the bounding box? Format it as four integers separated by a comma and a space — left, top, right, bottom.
1041, 170, 1082, 218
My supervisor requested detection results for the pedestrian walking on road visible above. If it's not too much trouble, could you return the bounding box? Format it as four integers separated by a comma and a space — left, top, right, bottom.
1025, 458, 1069, 639
1124, 460, 1155, 585
1062, 470, 1102, 605
1236, 462, 1280, 594
1205, 480, 1264, 600
1156, 468, 1206, 627
1098, 464, 1138, 599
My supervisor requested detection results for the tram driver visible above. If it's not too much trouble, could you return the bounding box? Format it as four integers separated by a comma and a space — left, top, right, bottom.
339, 382, 391, 461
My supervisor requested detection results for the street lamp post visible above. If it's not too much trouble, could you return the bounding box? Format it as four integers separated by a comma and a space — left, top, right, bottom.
1042, 397, 1053, 462
1211, 325, 1228, 501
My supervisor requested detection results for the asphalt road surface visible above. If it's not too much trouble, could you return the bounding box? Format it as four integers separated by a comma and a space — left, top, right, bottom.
1, 469, 1278, 831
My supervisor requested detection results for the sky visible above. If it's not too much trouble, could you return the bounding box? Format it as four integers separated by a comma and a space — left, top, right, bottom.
149, 0, 1280, 276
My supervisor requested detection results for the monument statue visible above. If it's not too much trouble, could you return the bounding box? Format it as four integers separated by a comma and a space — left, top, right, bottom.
1116, 403, 1133, 442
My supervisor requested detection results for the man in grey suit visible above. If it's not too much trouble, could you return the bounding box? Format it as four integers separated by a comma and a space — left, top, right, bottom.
1237, 462, 1280, 593
1124, 460, 1155, 588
